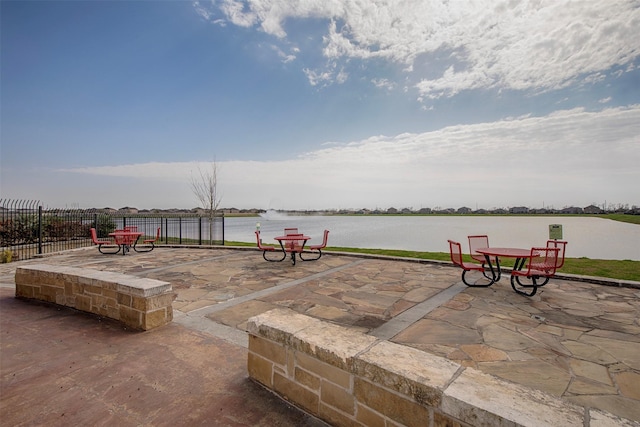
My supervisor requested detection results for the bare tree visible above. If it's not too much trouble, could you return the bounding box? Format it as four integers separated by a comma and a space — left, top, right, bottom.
190, 161, 222, 244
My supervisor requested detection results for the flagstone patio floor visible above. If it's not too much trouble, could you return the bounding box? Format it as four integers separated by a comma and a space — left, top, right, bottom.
1, 247, 639, 425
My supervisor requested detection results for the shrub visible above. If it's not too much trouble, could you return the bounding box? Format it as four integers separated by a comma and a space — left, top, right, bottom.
1, 249, 13, 263
91, 215, 116, 237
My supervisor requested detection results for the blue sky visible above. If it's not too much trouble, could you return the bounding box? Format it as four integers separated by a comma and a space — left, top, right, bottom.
1, 0, 639, 210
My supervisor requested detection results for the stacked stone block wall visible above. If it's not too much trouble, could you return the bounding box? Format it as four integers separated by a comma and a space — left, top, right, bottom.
247, 308, 633, 427
15, 264, 174, 331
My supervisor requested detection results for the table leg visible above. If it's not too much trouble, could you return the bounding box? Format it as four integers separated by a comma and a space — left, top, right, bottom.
512, 258, 530, 287
295, 240, 309, 264
289, 241, 302, 265
513, 257, 526, 271
273, 241, 287, 262
122, 237, 136, 255
483, 255, 500, 283
132, 236, 141, 252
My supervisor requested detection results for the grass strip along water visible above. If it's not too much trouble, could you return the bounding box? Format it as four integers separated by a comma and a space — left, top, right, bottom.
326, 247, 640, 283
226, 241, 639, 282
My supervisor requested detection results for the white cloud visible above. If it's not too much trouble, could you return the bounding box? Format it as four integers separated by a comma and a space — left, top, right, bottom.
270, 44, 296, 62
372, 78, 395, 90
49, 105, 640, 210
415, 66, 492, 99
219, 0, 259, 28
302, 68, 332, 86
335, 68, 348, 84
193, 1, 215, 20
195, 0, 640, 97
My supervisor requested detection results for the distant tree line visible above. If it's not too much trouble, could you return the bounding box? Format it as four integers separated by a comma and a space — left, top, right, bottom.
276, 203, 639, 216
79, 203, 639, 216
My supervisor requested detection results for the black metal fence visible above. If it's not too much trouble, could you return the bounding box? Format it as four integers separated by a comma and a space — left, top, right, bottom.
0, 199, 224, 262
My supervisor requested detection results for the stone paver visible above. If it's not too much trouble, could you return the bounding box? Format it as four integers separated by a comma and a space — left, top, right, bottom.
1, 246, 639, 424
0, 287, 328, 427
391, 281, 640, 422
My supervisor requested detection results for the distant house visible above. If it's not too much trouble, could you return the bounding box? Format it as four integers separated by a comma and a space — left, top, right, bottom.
560, 206, 584, 214
509, 206, 529, 214
583, 205, 604, 214
457, 207, 472, 214
118, 207, 138, 214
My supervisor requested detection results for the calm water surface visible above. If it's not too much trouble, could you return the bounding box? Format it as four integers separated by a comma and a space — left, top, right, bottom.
224, 215, 640, 261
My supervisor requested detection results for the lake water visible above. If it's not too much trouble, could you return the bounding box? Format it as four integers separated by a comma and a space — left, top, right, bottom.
224, 214, 640, 261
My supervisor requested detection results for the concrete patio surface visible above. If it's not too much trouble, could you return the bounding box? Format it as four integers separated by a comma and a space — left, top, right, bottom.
1, 246, 639, 425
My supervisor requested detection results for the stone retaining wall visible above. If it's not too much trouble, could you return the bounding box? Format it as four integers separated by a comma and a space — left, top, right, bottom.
15, 264, 175, 331
247, 308, 632, 427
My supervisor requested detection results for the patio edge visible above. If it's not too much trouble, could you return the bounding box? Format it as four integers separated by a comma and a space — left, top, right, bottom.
247, 308, 636, 427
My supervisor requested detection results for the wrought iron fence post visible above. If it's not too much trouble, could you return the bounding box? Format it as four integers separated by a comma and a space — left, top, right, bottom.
38, 205, 43, 255
199, 217, 202, 245
221, 214, 225, 246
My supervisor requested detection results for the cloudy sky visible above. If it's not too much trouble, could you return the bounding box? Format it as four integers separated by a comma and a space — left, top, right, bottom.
1, 0, 639, 211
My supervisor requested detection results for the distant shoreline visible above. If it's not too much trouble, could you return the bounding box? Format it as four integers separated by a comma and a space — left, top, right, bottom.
227, 212, 640, 226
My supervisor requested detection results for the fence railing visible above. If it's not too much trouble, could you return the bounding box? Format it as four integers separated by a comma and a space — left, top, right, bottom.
1, 199, 224, 262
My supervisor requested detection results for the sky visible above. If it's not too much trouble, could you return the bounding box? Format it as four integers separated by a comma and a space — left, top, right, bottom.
1, 0, 639, 211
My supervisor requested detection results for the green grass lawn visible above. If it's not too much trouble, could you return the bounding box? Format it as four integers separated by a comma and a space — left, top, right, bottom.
596, 213, 640, 225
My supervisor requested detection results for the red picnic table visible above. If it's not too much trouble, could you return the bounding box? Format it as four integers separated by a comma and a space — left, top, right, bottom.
109, 230, 143, 255
274, 234, 311, 265
475, 247, 560, 296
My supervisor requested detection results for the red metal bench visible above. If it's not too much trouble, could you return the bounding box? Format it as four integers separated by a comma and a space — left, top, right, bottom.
468, 235, 489, 264
134, 227, 161, 253
255, 231, 286, 262
510, 246, 560, 296
90, 228, 120, 254
545, 240, 567, 269
448, 240, 488, 287
299, 230, 329, 261
468, 234, 497, 280
524, 240, 567, 287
